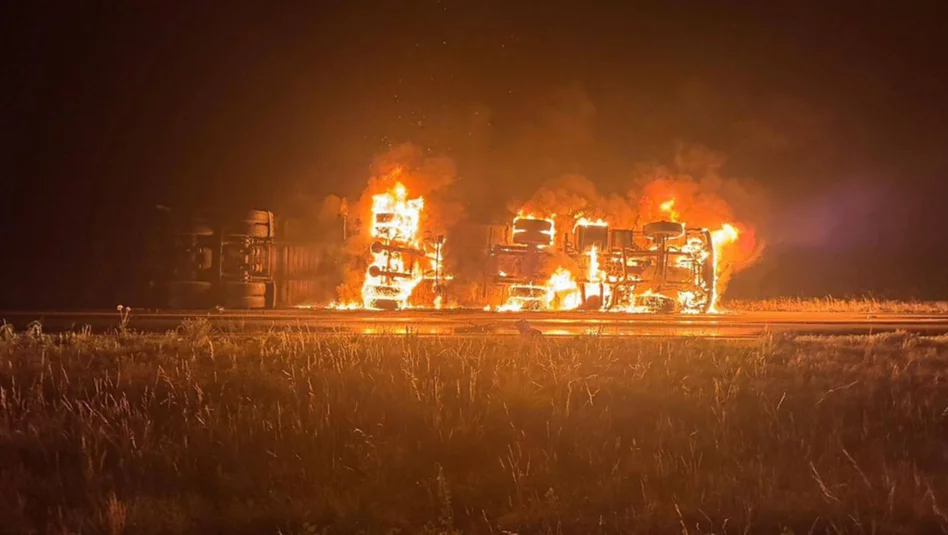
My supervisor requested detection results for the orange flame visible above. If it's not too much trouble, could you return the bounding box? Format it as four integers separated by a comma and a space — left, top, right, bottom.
361, 182, 426, 309
496, 194, 746, 313
573, 216, 608, 231
706, 223, 741, 312
659, 199, 679, 221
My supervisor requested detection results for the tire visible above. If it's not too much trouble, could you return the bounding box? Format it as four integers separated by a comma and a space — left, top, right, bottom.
224, 281, 268, 298
167, 281, 214, 309
243, 210, 272, 224
513, 218, 553, 232
224, 210, 273, 238
196, 248, 214, 270
224, 295, 267, 309
512, 229, 553, 246
224, 221, 272, 238
643, 221, 685, 240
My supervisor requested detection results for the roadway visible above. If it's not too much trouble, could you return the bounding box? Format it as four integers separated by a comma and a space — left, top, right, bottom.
3, 308, 948, 338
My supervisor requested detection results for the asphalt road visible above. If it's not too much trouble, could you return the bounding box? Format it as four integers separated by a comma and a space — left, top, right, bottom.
3, 309, 948, 338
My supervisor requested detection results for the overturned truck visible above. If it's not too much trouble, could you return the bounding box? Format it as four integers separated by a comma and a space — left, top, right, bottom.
486, 217, 717, 313
150, 204, 720, 313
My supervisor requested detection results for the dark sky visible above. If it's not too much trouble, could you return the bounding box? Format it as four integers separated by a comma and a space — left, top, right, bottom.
3, 1, 947, 307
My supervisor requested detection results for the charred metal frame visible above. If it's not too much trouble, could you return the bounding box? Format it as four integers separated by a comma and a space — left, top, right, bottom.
487, 218, 717, 313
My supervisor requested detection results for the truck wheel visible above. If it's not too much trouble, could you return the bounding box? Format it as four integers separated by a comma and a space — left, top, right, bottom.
512, 230, 553, 246
512, 218, 554, 246
225, 222, 272, 238
643, 221, 685, 240
224, 281, 268, 298
167, 281, 213, 309
225, 210, 273, 238
243, 209, 272, 223
513, 218, 553, 232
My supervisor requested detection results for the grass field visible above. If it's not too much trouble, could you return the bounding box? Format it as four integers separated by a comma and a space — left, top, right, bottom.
2, 321, 948, 534
724, 297, 948, 314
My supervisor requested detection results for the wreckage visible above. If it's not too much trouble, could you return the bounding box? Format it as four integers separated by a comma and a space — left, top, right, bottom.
347, 182, 738, 313
153, 181, 741, 312
488, 215, 720, 313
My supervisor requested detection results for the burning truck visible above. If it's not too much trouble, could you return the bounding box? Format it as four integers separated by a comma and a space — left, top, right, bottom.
150, 181, 743, 312
486, 215, 723, 313
337, 179, 740, 313
358, 183, 447, 310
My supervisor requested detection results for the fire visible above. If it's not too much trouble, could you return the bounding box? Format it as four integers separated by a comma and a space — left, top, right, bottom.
587, 244, 601, 282
492, 193, 747, 314
545, 267, 581, 310
706, 222, 741, 312
712, 223, 739, 248
360, 182, 427, 309
573, 216, 608, 231
495, 268, 582, 312
659, 199, 679, 221
333, 158, 757, 313
370, 182, 422, 242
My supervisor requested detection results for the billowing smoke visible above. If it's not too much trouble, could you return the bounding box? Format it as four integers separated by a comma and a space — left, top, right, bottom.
515, 174, 637, 228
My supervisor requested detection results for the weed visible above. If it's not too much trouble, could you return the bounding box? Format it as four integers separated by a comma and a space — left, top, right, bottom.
1, 328, 947, 533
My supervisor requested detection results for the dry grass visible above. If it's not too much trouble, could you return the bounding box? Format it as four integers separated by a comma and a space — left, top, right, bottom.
2, 321, 948, 534
726, 297, 948, 314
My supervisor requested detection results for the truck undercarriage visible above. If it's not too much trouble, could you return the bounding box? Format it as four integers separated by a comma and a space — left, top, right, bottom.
152, 191, 726, 314
488, 217, 717, 314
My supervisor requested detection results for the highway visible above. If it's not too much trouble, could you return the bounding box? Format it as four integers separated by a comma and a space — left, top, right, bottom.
3, 308, 948, 338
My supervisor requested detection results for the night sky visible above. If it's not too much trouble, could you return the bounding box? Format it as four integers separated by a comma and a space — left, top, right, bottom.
3, 1, 947, 308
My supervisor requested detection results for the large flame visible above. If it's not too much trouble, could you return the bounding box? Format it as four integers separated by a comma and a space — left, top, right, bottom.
360, 182, 426, 309
707, 222, 741, 312
329, 152, 758, 313
494, 200, 744, 313
545, 267, 581, 310
587, 244, 601, 282
659, 199, 680, 221
659, 197, 742, 312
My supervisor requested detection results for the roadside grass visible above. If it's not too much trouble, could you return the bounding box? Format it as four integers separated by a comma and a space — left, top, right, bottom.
2, 322, 948, 534
725, 297, 948, 314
